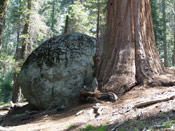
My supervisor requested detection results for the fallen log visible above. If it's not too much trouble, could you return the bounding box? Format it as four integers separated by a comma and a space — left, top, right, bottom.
0, 106, 10, 111
134, 94, 175, 108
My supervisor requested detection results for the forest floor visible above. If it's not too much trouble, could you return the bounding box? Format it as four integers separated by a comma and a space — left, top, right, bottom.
1, 86, 175, 131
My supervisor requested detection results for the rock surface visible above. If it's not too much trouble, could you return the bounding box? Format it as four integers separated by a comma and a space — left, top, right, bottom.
18, 33, 96, 109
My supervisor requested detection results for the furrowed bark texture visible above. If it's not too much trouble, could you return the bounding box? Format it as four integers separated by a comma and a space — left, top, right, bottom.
97, 0, 173, 95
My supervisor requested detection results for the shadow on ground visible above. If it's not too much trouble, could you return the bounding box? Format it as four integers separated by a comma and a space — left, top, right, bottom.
107, 109, 175, 131
68, 109, 175, 131
0, 102, 94, 127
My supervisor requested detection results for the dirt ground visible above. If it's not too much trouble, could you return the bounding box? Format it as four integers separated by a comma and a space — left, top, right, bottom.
1, 86, 175, 131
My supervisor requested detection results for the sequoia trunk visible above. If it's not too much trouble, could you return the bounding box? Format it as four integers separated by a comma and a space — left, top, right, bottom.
97, 0, 175, 95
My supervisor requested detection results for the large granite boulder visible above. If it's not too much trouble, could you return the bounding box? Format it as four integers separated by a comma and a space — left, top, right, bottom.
18, 33, 96, 110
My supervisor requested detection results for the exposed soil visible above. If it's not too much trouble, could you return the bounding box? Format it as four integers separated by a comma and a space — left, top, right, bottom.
1, 86, 175, 131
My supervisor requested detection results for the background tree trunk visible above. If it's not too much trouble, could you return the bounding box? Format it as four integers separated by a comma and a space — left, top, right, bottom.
64, 15, 69, 34
172, 1, 175, 66
12, 0, 33, 103
12, 31, 21, 103
162, 0, 168, 67
51, 0, 55, 34
96, 0, 100, 39
12, 76, 22, 103
0, 0, 8, 53
20, 0, 33, 60
97, 0, 174, 95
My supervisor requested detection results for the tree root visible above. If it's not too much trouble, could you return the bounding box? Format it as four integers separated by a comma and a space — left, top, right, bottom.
100, 75, 137, 95
79, 90, 118, 103
100, 72, 175, 96
145, 73, 173, 86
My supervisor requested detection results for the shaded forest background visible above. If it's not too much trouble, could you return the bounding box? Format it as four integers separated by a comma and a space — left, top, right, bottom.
0, 0, 174, 103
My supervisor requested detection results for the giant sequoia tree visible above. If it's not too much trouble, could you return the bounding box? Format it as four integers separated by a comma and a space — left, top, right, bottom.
97, 0, 175, 95
0, 0, 8, 52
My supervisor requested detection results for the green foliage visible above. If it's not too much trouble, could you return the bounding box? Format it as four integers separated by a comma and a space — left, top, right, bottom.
0, 53, 16, 74
40, 0, 62, 36
84, 0, 107, 36
95, 125, 106, 131
67, 1, 92, 35
139, 121, 145, 127
85, 124, 95, 130
79, 124, 106, 131
67, 124, 74, 130
0, 72, 13, 103
163, 118, 174, 129
164, 122, 171, 128
151, 0, 175, 66
134, 128, 139, 131
106, 120, 111, 124
118, 127, 126, 131
151, 0, 163, 56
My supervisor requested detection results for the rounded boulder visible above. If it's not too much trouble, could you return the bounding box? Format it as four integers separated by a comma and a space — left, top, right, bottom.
18, 33, 96, 109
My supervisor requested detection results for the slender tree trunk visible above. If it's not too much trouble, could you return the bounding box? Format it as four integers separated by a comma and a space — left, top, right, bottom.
20, 0, 33, 59
0, 0, 8, 53
97, 0, 174, 95
151, 0, 158, 46
51, 0, 55, 33
12, 0, 33, 103
4, 22, 9, 53
12, 31, 21, 103
96, 0, 100, 39
12, 75, 22, 103
16, 32, 20, 58
172, 1, 175, 66
12, 0, 22, 103
64, 15, 69, 34
162, 0, 168, 67
2, 65, 6, 77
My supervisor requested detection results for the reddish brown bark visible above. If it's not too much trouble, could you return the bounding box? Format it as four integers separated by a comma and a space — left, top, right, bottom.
97, 0, 175, 95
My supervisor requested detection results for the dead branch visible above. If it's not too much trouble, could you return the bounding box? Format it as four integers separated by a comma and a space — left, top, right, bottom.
134, 94, 175, 108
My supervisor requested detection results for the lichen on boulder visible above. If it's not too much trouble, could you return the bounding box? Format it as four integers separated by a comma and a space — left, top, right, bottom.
18, 33, 96, 110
